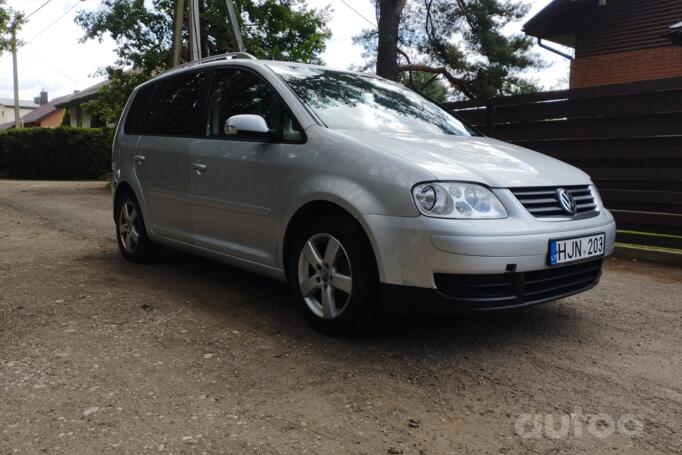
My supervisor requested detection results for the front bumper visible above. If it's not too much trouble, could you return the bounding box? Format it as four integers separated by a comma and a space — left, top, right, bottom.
380, 259, 603, 313
363, 207, 616, 310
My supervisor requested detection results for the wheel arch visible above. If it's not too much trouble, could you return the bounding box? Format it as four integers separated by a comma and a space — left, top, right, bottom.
113, 180, 138, 221
281, 200, 382, 283
113, 179, 150, 232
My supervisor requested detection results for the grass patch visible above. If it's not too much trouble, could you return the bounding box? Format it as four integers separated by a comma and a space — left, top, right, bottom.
617, 230, 682, 240
616, 242, 682, 255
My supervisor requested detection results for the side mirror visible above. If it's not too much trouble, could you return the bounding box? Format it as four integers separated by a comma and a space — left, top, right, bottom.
224, 114, 271, 136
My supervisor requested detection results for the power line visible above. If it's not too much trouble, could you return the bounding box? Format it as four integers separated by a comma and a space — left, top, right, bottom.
24, 47, 79, 83
25, 0, 56, 20
338, 0, 375, 27
26, 0, 85, 44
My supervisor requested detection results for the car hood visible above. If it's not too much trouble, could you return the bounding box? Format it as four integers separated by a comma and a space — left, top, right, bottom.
337, 130, 591, 188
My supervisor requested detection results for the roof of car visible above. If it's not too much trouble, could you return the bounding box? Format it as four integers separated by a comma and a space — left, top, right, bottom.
131, 53, 385, 100
155, 53, 378, 82
262, 60, 375, 77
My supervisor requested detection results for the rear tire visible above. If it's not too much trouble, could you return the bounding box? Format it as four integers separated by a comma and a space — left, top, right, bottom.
115, 192, 159, 262
289, 214, 380, 335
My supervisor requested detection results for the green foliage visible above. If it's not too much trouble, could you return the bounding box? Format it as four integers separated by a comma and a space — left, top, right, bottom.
357, 0, 543, 100
82, 69, 150, 125
0, 1, 9, 54
0, 1, 23, 55
76, 0, 330, 124
0, 127, 114, 180
399, 70, 449, 103
61, 109, 71, 126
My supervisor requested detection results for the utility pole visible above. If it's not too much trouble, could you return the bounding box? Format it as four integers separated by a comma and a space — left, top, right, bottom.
188, 0, 201, 61
174, 0, 246, 64
225, 0, 245, 52
11, 19, 21, 128
171, 0, 185, 66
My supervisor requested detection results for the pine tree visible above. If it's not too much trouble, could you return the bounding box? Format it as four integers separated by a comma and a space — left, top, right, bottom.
360, 0, 543, 100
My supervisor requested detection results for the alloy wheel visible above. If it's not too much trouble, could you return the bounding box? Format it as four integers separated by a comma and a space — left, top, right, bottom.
297, 233, 353, 319
118, 200, 140, 254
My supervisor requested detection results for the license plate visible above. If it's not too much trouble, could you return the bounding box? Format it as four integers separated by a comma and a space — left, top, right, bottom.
549, 233, 605, 266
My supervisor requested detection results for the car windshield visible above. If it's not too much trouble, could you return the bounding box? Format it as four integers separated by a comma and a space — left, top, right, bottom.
268, 64, 478, 137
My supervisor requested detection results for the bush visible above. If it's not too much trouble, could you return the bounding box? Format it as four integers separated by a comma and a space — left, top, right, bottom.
0, 127, 115, 180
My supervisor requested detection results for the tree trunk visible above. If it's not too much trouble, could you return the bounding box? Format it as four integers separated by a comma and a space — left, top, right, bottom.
376, 0, 403, 80
170, 0, 185, 66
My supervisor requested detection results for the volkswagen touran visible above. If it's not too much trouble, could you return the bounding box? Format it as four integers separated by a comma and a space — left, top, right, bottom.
112, 53, 616, 333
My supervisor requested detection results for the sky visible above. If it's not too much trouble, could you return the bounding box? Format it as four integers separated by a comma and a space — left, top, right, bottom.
0, 0, 571, 102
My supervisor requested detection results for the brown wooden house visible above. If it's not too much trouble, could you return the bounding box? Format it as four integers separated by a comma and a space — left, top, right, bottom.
524, 0, 682, 88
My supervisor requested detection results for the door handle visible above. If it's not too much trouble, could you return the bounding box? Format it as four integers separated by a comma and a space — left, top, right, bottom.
134, 154, 146, 163
192, 163, 208, 174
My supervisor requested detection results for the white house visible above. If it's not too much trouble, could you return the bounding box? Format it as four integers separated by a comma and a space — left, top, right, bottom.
0, 98, 39, 124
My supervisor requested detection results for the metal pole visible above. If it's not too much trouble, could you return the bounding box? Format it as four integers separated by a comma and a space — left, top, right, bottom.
171, 0, 185, 66
11, 21, 21, 128
225, 0, 245, 52
188, 0, 202, 61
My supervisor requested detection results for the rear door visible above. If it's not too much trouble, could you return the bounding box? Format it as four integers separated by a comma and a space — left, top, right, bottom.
188, 67, 304, 266
131, 71, 209, 242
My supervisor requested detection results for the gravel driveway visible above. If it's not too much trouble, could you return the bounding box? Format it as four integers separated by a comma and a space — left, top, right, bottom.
0, 180, 680, 455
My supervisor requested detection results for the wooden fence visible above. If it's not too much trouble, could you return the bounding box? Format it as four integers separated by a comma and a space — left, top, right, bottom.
445, 77, 682, 250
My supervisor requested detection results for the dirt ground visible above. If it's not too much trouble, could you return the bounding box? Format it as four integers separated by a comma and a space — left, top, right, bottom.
0, 180, 680, 455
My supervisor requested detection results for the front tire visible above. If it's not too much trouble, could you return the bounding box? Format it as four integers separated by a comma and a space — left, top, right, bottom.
115, 193, 158, 262
289, 215, 380, 335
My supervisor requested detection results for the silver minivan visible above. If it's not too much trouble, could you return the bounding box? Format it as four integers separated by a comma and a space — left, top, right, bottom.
112, 53, 616, 333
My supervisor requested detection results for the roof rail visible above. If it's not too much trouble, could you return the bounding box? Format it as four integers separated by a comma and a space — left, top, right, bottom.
167, 52, 258, 73
227, 52, 258, 60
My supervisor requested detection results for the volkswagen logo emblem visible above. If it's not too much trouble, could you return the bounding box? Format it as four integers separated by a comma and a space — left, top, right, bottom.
556, 188, 577, 215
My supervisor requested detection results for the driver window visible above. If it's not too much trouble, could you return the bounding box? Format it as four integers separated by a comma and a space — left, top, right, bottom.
205, 69, 304, 142
205, 69, 282, 138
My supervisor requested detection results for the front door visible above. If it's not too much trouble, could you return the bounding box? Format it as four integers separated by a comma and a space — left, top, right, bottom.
188, 68, 303, 266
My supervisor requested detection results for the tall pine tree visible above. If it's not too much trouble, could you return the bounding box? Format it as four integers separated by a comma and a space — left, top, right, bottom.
359, 0, 543, 100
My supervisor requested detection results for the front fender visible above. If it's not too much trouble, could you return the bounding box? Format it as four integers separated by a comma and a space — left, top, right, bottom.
275, 175, 416, 280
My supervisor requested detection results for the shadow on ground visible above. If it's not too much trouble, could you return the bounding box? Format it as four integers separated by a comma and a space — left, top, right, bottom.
85, 244, 591, 357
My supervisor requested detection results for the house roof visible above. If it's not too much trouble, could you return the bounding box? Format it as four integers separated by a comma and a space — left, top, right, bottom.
0, 98, 39, 109
0, 94, 71, 130
523, 0, 583, 48
21, 94, 71, 125
54, 80, 109, 108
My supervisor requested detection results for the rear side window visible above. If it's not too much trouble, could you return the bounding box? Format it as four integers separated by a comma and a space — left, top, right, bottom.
124, 84, 156, 135
125, 70, 209, 136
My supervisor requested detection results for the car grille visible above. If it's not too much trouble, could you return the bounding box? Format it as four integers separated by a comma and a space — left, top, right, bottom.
433, 259, 603, 309
510, 185, 598, 219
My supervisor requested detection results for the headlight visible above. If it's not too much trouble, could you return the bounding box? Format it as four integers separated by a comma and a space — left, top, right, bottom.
412, 182, 507, 219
